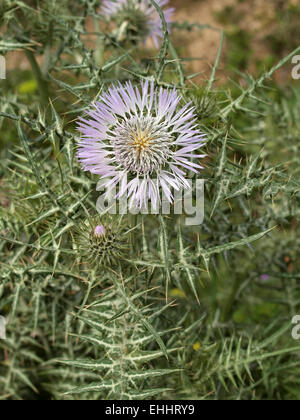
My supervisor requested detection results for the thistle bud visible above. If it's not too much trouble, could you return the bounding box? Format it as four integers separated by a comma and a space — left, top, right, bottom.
75, 216, 129, 269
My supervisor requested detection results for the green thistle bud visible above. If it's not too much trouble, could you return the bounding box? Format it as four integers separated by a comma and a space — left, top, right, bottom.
186, 89, 218, 121
74, 215, 129, 269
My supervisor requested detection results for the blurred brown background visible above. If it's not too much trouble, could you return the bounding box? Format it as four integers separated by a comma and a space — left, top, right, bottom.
171, 0, 299, 84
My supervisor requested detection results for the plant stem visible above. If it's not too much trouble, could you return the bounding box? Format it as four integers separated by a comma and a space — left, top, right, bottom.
25, 50, 49, 109
94, 18, 105, 67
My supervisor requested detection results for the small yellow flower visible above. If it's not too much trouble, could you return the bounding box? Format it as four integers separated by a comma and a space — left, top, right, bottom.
193, 341, 201, 351
170, 288, 186, 298
17, 80, 38, 94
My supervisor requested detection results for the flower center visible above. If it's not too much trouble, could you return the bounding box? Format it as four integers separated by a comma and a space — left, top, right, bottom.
113, 116, 173, 175
132, 129, 152, 155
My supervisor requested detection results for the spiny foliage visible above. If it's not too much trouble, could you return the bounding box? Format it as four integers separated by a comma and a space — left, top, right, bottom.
0, 0, 300, 400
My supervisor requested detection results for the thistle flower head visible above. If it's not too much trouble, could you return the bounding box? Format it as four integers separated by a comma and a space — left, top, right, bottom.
77, 80, 206, 209
75, 216, 128, 268
101, 0, 174, 47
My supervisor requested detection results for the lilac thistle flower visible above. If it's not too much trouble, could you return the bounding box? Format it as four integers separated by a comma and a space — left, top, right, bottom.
77, 80, 206, 209
101, 0, 174, 47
